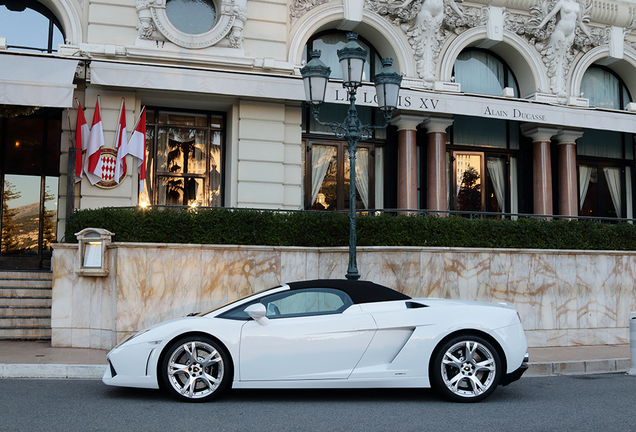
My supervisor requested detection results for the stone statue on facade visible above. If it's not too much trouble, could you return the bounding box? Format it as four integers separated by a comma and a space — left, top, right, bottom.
228, 0, 248, 48
368, 0, 484, 87
529, 0, 592, 97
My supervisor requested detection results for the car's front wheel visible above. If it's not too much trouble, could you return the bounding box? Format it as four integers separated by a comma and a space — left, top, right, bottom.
431, 335, 502, 402
161, 336, 232, 402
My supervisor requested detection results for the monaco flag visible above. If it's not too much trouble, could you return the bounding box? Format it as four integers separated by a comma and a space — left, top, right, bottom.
74, 101, 89, 183
128, 107, 147, 192
114, 99, 127, 183
85, 99, 105, 185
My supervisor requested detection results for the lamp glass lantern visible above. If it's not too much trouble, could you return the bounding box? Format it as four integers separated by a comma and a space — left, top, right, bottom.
374, 58, 403, 114
300, 50, 331, 105
337, 33, 368, 89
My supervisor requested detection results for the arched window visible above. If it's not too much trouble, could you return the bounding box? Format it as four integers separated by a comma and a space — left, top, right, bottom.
581, 65, 632, 110
578, 66, 634, 219
0, 0, 65, 53
448, 50, 523, 216
454, 49, 519, 97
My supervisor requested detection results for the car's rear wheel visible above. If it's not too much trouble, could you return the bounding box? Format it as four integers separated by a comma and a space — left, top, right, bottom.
431, 335, 502, 402
161, 336, 231, 402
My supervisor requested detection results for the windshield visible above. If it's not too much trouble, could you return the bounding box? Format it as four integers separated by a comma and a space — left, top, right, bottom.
198, 285, 284, 316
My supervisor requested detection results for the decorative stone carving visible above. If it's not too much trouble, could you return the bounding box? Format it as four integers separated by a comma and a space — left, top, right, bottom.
525, 0, 595, 98
136, 0, 247, 49
290, 0, 332, 26
625, 18, 636, 51
228, 2, 248, 48
367, 0, 485, 87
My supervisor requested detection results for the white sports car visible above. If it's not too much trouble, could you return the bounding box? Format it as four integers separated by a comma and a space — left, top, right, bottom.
103, 279, 528, 402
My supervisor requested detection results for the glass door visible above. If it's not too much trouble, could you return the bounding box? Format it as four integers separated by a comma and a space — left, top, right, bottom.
0, 108, 61, 270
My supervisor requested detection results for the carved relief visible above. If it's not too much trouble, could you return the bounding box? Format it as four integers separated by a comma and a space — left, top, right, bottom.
367, 0, 485, 87
136, 0, 247, 49
290, 0, 333, 26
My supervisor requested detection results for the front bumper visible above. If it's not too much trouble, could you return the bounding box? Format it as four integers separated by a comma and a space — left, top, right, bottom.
500, 352, 529, 386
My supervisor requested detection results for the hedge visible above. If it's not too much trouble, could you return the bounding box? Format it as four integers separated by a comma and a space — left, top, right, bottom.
64, 207, 636, 250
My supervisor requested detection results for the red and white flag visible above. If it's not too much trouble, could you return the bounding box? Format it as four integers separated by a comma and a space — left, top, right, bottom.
128, 107, 147, 192
74, 100, 89, 183
85, 98, 105, 185
114, 99, 127, 183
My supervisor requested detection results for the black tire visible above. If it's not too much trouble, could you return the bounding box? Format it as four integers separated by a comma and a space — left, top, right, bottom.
430, 335, 502, 403
161, 335, 232, 402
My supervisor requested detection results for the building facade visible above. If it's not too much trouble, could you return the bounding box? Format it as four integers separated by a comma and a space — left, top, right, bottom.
2, 0, 636, 270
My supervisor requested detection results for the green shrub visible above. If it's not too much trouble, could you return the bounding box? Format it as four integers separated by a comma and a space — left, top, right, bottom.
64, 207, 636, 250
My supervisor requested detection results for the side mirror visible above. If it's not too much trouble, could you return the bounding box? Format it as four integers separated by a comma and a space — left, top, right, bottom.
244, 303, 268, 325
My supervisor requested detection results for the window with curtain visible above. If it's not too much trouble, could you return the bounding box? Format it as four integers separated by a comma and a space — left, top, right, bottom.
305, 142, 373, 211
449, 151, 516, 215
578, 163, 625, 218
139, 108, 225, 207
0, 0, 65, 53
453, 49, 519, 97
581, 65, 632, 110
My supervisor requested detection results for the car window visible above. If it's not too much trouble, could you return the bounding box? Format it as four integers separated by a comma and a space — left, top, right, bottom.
261, 288, 353, 319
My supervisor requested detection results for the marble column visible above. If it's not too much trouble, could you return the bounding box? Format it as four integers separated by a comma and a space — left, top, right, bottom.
392, 115, 425, 211
422, 116, 454, 214
521, 125, 560, 216
555, 130, 583, 217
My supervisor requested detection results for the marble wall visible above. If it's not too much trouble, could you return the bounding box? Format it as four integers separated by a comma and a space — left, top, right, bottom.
51, 243, 636, 349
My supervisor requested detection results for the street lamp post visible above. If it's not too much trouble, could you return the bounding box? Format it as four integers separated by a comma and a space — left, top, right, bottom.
300, 32, 402, 280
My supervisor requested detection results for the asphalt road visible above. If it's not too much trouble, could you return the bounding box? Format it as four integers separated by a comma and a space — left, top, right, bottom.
1, 374, 635, 432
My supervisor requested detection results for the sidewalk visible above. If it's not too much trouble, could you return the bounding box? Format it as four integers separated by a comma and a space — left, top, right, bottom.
0, 340, 632, 379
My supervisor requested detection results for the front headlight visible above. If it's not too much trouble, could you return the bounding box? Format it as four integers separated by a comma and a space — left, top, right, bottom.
113, 328, 150, 349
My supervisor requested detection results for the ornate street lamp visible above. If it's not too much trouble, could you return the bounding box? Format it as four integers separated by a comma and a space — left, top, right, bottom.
300, 32, 402, 280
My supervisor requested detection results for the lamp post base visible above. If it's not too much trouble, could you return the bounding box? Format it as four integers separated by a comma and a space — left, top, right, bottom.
345, 270, 360, 280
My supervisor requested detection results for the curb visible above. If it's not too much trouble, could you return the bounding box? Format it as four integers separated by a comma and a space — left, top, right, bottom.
0, 359, 632, 380
526, 358, 631, 377
0, 364, 107, 379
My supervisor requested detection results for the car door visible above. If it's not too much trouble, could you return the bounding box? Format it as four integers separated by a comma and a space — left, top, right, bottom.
239, 288, 377, 381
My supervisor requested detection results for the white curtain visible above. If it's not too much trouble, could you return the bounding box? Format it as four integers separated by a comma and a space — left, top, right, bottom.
355, 148, 369, 209
579, 165, 594, 210
375, 147, 384, 210
604, 167, 622, 218
447, 153, 451, 210
510, 157, 518, 220
487, 158, 506, 213
626, 167, 633, 221
311, 146, 336, 206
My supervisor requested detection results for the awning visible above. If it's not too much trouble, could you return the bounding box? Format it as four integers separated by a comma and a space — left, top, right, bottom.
0, 53, 78, 108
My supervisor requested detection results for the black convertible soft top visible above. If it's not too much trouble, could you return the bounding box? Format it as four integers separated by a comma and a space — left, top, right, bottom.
286, 279, 411, 305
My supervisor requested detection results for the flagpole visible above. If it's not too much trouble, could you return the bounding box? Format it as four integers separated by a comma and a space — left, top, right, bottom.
128, 105, 147, 195
129, 105, 146, 141
113, 97, 125, 148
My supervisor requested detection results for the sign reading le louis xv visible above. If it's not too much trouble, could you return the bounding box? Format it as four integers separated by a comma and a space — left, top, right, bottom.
331, 89, 441, 110
326, 88, 552, 124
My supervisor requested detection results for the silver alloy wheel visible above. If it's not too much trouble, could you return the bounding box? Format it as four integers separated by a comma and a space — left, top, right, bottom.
166, 340, 224, 399
440, 340, 497, 398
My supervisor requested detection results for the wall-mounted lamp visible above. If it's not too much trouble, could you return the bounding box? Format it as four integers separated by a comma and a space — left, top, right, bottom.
75, 228, 114, 277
